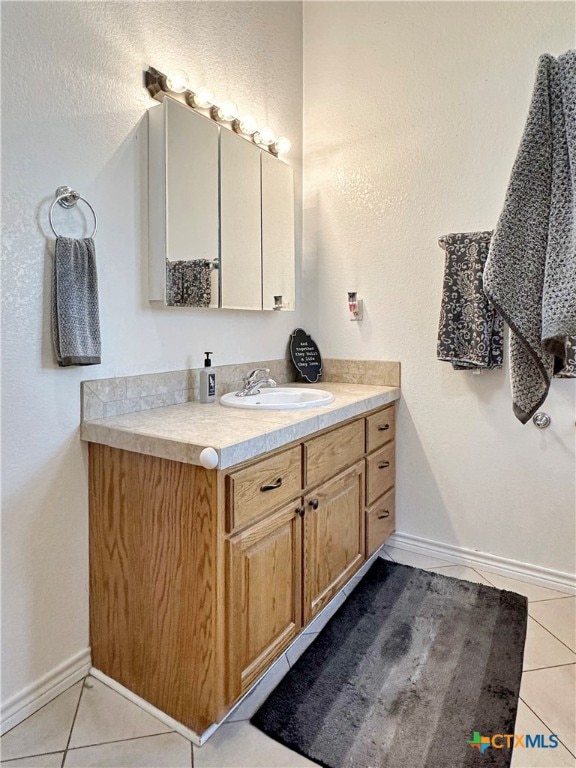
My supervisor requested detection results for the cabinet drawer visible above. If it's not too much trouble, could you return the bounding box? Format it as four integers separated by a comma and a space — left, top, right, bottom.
227, 446, 302, 531
366, 441, 395, 506
305, 420, 365, 489
366, 404, 395, 453
366, 489, 395, 556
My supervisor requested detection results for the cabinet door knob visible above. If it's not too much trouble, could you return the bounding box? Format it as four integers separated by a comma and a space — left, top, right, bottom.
296, 506, 305, 518
377, 424, 390, 431
378, 461, 391, 469
309, 498, 319, 510
260, 477, 282, 492
377, 510, 390, 519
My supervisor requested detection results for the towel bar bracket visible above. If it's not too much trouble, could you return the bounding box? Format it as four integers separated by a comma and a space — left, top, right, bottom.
55, 186, 80, 209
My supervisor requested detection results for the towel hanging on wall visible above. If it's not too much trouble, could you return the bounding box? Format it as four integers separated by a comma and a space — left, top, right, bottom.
52, 237, 101, 366
484, 50, 576, 423
437, 231, 503, 371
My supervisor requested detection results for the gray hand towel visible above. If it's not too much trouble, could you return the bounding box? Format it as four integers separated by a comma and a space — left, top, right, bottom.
166, 259, 212, 307
52, 237, 101, 366
437, 231, 503, 370
484, 51, 576, 423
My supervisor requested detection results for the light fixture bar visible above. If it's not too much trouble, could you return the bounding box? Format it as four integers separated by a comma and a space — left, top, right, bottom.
144, 66, 291, 156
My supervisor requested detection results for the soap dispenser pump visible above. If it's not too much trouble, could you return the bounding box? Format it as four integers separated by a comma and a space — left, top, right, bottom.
199, 352, 216, 403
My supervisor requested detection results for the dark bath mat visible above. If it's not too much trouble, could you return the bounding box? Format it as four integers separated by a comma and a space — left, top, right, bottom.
251, 558, 527, 768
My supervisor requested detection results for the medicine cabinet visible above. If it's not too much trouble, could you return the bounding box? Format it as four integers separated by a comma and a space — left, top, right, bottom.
148, 96, 295, 311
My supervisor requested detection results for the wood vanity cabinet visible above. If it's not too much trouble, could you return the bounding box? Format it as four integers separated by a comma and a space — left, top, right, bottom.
88, 403, 396, 736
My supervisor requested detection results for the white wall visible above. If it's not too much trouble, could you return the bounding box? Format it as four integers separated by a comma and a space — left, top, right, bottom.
303, 2, 575, 574
1, 1, 304, 708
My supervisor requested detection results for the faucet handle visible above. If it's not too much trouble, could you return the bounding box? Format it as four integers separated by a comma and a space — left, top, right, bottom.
243, 368, 270, 385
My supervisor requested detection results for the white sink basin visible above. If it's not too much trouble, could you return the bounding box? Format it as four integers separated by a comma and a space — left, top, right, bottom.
220, 387, 335, 410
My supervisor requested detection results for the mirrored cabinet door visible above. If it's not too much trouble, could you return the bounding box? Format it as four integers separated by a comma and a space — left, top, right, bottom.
220, 129, 262, 310
261, 153, 295, 311
149, 97, 219, 307
148, 95, 295, 311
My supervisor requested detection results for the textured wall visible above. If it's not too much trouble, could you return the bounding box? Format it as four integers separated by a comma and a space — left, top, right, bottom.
1, 1, 303, 706
303, 2, 575, 572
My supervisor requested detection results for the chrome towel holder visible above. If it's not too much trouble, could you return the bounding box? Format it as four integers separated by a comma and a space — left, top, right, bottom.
49, 186, 98, 239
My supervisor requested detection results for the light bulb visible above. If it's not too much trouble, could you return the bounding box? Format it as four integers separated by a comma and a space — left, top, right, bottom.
217, 100, 239, 122
273, 136, 291, 155
238, 114, 258, 135
164, 69, 189, 94
255, 126, 276, 146
192, 86, 214, 108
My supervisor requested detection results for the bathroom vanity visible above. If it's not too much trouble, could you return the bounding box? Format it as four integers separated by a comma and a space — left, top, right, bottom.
82, 375, 399, 741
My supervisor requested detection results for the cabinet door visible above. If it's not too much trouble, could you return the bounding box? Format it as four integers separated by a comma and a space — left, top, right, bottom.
261, 152, 295, 311
304, 462, 365, 623
220, 128, 262, 310
148, 97, 219, 306
227, 501, 303, 698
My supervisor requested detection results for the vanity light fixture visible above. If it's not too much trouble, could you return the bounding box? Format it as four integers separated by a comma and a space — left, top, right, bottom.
144, 66, 290, 155
163, 69, 189, 94
188, 86, 214, 109
254, 126, 276, 146
272, 136, 292, 156
233, 114, 259, 136
212, 100, 239, 123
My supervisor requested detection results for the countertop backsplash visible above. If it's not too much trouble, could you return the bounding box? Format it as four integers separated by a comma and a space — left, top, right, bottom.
81, 358, 401, 422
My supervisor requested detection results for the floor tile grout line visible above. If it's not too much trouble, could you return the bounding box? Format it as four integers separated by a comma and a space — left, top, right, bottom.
529, 595, 575, 603
64, 729, 178, 753
523, 661, 576, 673
473, 568, 497, 587
61, 675, 88, 768
382, 549, 574, 595
1, 678, 86, 737
409, 562, 573, 598
527, 613, 576, 655
1, 750, 64, 764
474, 570, 574, 598
190, 738, 194, 768
519, 696, 576, 759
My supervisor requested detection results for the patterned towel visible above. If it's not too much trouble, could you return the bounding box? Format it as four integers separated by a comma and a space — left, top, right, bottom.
437, 231, 503, 370
484, 51, 576, 423
166, 259, 212, 307
52, 237, 101, 366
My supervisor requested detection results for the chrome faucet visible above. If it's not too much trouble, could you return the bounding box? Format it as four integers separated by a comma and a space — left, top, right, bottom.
235, 368, 278, 397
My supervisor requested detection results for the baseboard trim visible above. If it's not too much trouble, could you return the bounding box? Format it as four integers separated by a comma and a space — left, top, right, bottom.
89, 669, 210, 746
388, 532, 576, 593
1, 648, 91, 735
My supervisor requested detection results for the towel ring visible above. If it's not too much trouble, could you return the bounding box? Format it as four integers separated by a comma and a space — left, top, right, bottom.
49, 186, 98, 239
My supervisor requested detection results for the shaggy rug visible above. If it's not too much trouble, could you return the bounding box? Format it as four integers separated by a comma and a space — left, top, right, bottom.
252, 559, 527, 768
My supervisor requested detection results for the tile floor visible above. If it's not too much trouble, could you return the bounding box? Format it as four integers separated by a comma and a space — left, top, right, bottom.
2, 546, 574, 768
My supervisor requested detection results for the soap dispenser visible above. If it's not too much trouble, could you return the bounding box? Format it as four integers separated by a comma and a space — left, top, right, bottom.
199, 352, 216, 403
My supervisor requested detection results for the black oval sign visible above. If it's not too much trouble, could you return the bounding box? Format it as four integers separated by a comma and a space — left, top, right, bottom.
289, 328, 323, 383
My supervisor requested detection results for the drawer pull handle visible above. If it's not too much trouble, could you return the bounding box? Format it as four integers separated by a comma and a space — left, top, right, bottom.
260, 478, 282, 492
378, 424, 390, 431
309, 498, 319, 510
377, 510, 390, 519
296, 506, 305, 518
378, 461, 391, 469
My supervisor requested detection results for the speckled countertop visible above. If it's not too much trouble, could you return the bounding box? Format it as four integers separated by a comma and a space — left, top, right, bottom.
81, 382, 400, 470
